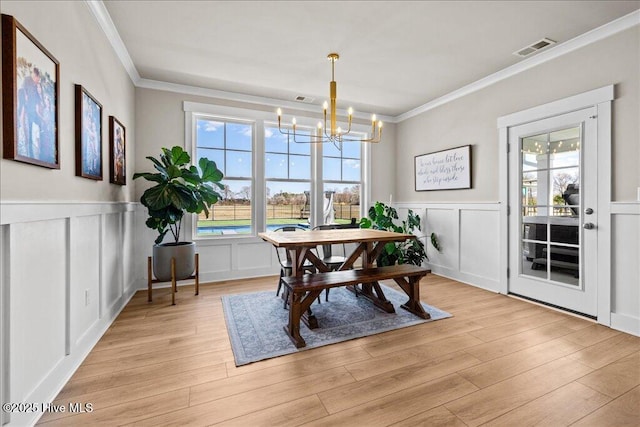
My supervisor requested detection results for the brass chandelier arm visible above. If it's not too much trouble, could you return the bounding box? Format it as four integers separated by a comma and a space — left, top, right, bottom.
276, 52, 383, 150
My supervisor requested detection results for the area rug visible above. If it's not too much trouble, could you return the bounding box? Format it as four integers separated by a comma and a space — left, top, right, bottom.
222, 284, 452, 366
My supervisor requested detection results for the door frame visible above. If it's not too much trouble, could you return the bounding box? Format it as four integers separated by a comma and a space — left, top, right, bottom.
497, 85, 613, 324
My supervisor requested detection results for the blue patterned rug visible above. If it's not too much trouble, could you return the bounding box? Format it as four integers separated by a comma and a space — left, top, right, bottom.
222, 284, 452, 366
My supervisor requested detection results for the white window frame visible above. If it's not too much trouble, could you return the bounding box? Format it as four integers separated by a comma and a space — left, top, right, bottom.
184, 101, 372, 243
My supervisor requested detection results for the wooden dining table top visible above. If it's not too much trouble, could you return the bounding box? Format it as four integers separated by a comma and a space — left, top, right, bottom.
258, 228, 415, 248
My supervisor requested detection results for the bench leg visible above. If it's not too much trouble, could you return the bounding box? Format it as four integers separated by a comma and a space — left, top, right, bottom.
284, 289, 322, 348
394, 276, 430, 319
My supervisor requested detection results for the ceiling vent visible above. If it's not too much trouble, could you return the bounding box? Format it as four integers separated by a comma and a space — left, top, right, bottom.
294, 95, 315, 104
514, 38, 556, 57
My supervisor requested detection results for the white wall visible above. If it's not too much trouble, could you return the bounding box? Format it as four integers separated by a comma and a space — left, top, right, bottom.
0, 1, 136, 425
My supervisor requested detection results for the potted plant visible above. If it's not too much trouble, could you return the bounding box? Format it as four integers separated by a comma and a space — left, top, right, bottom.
133, 146, 223, 281
359, 201, 428, 266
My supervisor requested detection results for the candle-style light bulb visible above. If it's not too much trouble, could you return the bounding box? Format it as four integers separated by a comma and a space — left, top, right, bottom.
277, 108, 282, 117
292, 117, 296, 126
371, 114, 377, 123
348, 107, 353, 117
317, 121, 323, 129
323, 101, 328, 111
337, 126, 342, 134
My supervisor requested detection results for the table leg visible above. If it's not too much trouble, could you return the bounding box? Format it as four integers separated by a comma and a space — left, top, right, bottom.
348, 281, 396, 313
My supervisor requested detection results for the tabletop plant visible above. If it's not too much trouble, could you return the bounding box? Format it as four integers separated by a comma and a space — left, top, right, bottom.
133, 146, 224, 244
359, 201, 428, 266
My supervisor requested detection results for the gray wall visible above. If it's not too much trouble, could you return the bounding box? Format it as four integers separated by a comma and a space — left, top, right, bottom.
134, 87, 397, 204
396, 26, 639, 203
0, 0, 136, 202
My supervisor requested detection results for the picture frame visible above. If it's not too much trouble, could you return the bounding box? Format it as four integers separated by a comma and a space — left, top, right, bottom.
2, 14, 60, 169
415, 145, 472, 191
75, 84, 103, 180
109, 116, 126, 185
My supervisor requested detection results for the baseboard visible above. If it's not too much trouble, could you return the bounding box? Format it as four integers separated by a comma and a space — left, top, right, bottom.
611, 312, 640, 337
427, 264, 501, 293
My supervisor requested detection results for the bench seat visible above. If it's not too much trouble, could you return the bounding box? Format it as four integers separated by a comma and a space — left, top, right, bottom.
281, 264, 431, 348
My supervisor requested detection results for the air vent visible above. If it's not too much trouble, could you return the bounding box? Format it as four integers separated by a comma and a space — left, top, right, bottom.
514, 38, 556, 57
294, 95, 315, 103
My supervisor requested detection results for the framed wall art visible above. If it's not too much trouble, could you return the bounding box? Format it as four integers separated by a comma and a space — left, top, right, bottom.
75, 84, 103, 180
415, 145, 472, 191
2, 14, 60, 168
109, 116, 126, 185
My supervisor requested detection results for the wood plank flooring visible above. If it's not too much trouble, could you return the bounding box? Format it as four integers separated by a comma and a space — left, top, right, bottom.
38, 275, 640, 426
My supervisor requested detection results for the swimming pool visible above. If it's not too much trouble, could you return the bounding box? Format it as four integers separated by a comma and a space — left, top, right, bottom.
197, 223, 309, 235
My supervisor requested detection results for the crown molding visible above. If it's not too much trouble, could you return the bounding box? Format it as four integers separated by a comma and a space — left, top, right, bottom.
84, 0, 140, 84
138, 78, 396, 123
396, 9, 640, 122
86, 1, 638, 123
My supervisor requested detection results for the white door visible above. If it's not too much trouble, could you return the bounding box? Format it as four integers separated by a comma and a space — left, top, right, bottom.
509, 107, 598, 317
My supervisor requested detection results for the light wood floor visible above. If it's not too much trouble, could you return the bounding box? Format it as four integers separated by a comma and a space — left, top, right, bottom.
38, 275, 640, 426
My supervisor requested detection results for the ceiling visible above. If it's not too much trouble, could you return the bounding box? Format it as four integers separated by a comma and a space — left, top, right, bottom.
103, 1, 639, 118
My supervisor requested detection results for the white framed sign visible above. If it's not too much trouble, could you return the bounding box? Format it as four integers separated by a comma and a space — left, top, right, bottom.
415, 145, 471, 191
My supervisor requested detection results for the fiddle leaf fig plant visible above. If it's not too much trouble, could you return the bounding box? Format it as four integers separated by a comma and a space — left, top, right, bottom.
359, 201, 428, 266
133, 146, 224, 245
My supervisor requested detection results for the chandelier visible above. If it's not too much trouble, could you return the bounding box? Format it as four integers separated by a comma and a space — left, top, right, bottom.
277, 53, 382, 150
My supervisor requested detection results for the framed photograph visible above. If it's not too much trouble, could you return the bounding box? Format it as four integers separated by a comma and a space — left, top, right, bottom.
2, 14, 60, 168
75, 84, 103, 180
415, 145, 472, 191
109, 116, 126, 185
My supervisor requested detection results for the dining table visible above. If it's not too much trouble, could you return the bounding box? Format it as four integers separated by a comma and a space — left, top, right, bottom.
259, 228, 428, 329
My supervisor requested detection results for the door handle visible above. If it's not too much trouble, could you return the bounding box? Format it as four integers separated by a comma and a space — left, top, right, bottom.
583, 222, 595, 230
584, 208, 593, 215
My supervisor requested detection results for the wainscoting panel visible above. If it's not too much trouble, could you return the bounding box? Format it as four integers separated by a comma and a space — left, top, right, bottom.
396, 203, 501, 292
70, 215, 101, 348
459, 209, 500, 282
610, 203, 640, 336
236, 241, 273, 271
0, 202, 137, 426
9, 219, 67, 406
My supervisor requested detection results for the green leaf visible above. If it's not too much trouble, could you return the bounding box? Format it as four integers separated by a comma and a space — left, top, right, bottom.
170, 146, 190, 166
199, 158, 223, 183
166, 165, 182, 180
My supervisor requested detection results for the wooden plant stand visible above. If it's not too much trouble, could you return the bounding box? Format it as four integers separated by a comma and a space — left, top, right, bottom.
147, 253, 199, 305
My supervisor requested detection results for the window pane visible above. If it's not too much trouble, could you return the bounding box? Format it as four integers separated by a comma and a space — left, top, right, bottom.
266, 181, 310, 224
265, 127, 288, 153
197, 179, 252, 236
198, 148, 224, 174
226, 150, 252, 178
323, 157, 341, 181
289, 140, 311, 155
265, 153, 288, 179
196, 119, 224, 148
226, 122, 252, 151
342, 158, 361, 181
324, 183, 360, 224
323, 142, 341, 158
290, 154, 311, 179
341, 141, 361, 159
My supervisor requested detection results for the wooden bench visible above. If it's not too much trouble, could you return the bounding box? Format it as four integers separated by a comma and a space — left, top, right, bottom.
281, 264, 431, 348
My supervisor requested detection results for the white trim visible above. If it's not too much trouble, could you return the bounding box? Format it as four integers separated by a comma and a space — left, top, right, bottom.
84, 0, 141, 84
394, 201, 499, 211
398, 11, 638, 122
611, 202, 640, 215
86, 1, 638, 123
497, 85, 614, 326
596, 100, 612, 325
497, 86, 614, 128
611, 313, 640, 337
0, 201, 136, 225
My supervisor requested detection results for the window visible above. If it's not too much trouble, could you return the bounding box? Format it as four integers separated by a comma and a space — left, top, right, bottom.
323, 139, 362, 224
265, 125, 312, 229
186, 101, 369, 239
194, 116, 253, 236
